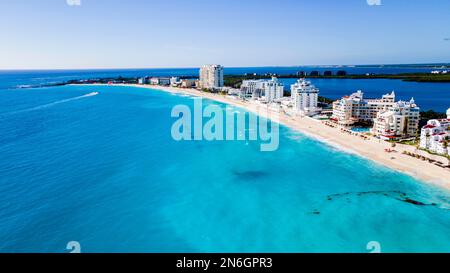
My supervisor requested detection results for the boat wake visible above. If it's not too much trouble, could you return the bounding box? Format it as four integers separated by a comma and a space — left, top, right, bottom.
1, 92, 99, 117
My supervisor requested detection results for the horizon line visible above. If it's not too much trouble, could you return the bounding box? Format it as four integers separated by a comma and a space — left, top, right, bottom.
1, 62, 450, 71
0, 62, 450, 71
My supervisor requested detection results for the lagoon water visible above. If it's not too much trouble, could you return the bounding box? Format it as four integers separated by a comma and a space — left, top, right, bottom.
279, 78, 450, 112
1, 82, 450, 253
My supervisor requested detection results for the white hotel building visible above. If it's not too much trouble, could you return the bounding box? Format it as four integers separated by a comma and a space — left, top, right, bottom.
199, 65, 224, 89
419, 108, 450, 156
290, 79, 320, 116
372, 99, 421, 140
240, 77, 284, 103
332, 91, 396, 126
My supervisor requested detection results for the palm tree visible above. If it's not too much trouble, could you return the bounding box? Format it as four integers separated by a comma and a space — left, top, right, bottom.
403, 117, 409, 138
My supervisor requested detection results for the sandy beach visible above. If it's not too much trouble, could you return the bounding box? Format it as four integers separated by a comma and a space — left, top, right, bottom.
87, 83, 450, 191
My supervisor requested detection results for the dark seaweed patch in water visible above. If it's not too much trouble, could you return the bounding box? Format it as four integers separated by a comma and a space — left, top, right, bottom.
306, 209, 321, 216
403, 198, 426, 206
324, 190, 448, 210
232, 170, 268, 180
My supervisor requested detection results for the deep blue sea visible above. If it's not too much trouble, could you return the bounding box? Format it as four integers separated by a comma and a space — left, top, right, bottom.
1, 69, 450, 253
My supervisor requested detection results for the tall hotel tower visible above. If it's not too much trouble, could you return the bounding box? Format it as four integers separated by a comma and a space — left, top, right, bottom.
291, 79, 320, 116
199, 65, 224, 89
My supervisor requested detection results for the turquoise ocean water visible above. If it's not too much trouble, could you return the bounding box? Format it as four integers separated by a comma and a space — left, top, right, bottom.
0, 83, 449, 253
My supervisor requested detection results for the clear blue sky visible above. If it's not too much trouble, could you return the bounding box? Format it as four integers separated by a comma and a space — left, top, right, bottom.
1, 0, 449, 69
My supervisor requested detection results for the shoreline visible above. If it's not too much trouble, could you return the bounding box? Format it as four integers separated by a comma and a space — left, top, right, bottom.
81, 83, 450, 191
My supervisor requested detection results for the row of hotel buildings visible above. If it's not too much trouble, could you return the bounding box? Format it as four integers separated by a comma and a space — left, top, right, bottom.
139, 64, 449, 157
200, 65, 446, 152
142, 65, 322, 116
138, 76, 197, 88
240, 77, 321, 116
331, 90, 450, 156
331, 91, 421, 140
238, 69, 449, 157
138, 65, 225, 89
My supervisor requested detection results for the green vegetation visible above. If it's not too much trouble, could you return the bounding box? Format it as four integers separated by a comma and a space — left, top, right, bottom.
318, 96, 335, 104
419, 147, 450, 160
352, 121, 373, 127
224, 75, 271, 88
420, 110, 447, 120
399, 139, 420, 147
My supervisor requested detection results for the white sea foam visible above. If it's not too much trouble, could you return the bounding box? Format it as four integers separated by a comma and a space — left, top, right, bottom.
286, 134, 303, 141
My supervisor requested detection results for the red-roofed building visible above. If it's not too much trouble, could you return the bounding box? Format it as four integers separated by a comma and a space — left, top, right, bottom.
420, 109, 450, 156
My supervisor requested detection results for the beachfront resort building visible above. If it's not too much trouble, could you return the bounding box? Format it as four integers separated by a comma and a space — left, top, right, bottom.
149, 77, 171, 86
138, 77, 148, 85
331, 91, 396, 126
170, 77, 181, 86
150, 77, 159, 85
264, 77, 284, 102
240, 79, 265, 99
240, 77, 284, 103
199, 64, 224, 89
372, 98, 421, 140
159, 78, 171, 86
419, 108, 450, 156
290, 79, 320, 116
180, 79, 196, 88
